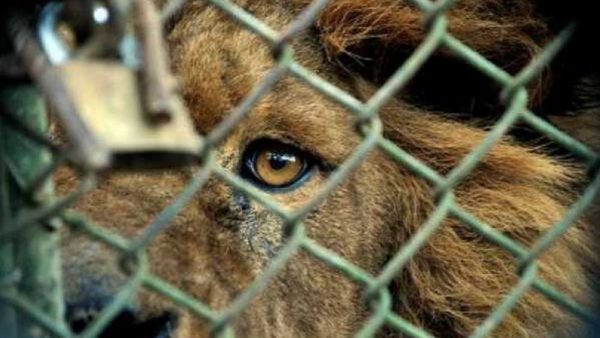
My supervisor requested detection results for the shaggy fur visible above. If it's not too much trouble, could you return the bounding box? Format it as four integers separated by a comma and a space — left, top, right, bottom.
58, 1, 595, 337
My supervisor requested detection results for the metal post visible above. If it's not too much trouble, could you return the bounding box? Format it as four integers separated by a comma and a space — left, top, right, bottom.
0, 84, 64, 338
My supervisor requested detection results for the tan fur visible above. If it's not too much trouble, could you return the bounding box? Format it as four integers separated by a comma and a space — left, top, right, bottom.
58, 1, 593, 337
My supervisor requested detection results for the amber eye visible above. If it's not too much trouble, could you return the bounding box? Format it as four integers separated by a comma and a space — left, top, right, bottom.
241, 140, 313, 189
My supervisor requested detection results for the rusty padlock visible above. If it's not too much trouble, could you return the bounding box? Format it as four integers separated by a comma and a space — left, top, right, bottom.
37, 2, 202, 169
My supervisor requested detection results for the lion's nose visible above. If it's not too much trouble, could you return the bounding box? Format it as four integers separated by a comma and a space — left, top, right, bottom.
65, 297, 177, 338
66, 297, 105, 333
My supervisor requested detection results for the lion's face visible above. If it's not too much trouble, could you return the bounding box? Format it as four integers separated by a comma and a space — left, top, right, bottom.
60, 3, 398, 336
57, 1, 591, 338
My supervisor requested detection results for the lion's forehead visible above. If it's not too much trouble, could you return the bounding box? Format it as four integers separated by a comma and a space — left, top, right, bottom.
168, 2, 362, 165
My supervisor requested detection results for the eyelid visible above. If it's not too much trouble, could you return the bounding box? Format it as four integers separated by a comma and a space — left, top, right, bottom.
245, 133, 336, 169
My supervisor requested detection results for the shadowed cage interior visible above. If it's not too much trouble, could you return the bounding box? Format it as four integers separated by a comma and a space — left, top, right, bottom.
0, 0, 599, 337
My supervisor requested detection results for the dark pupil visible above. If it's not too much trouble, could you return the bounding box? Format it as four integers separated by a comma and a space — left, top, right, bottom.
267, 152, 293, 170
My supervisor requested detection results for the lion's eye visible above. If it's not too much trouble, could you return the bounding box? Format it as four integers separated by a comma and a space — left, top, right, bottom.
241, 140, 314, 190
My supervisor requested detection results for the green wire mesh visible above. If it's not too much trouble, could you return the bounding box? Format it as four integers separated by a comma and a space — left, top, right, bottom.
1, 0, 599, 337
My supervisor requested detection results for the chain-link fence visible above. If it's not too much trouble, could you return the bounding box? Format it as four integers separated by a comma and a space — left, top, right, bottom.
0, 0, 599, 337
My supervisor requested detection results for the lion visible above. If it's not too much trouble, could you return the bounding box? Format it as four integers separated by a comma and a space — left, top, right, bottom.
56, 0, 598, 337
